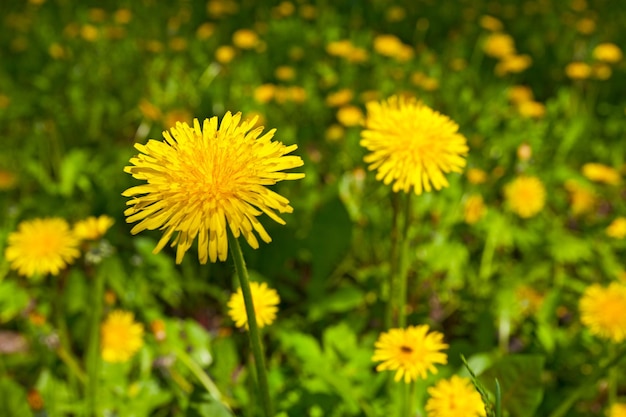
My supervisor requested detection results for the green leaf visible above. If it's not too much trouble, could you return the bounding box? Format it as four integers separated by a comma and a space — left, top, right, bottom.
185, 388, 234, 417
480, 355, 545, 417
0, 377, 33, 417
307, 284, 365, 321
548, 229, 592, 263
0, 280, 30, 323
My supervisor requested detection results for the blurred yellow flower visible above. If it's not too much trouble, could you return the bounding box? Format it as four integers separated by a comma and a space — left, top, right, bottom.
464, 195, 486, 224
101, 310, 144, 363
386, 6, 406, 22
483, 33, 516, 59
504, 176, 546, 218
479, 15, 503, 31
138, 99, 162, 121
517, 101, 545, 118
254, 84, 276, 104
564, 180, 596, 216
337, 105, 364, 127
565, 62, 592, 80
207, 0, 239, 17
0, 169, 17, 190
73, 216, 114, 241
275, 66, 296, 81
576, 17, 596, 34
169, 37, 188, 51
196, 22, 215, 40
508, 85, 534, 104
372, 325, 448, 383
0, 94, 10, 109
373, 34, 404, 58
516, 285, 545, 316
466, 168, 487, 185
326, 89, 354, 107
274, 1, 295, 17
517, 143, 532, 161
580, 282, 626, 342
361, 96, 468, 195
215, 45, 236, 63
592, 43, 623, 63
5, 218, 80, 277
325, 124, 345, 142
151, 319, 166, 341
163, 109, 193, 129
232, 29, 259, 49
123, 113, 304, 263
425, 376, 486, 417
591, 63, 612, 80
48, 43, 66, 59
495, 54, 532, 75
88, 8, 106, 22
227, 282, 280, 329
114, 8, 132, 24
326, 40, 354, 57
299, 4, 317, 20
609, 403, 626, 417
582, 163, 621, 185
80, 24, 99, 42
287, 86, 307, 103
606, 217, 626, 239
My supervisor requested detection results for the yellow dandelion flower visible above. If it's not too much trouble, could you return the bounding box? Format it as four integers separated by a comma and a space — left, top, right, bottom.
517, 101, 545, 119
508, 85, 534, 104
326, 40, 354, 57
517, 143, 532, 161
5, 218, 80, 277
215, 45, 236, 63
504, 176, 546, 218
425, 376, 486, 417
254, 84, 276, 104
565, 180, 596, 216
464, 195, 486, 224
483, 33, 516, 59
372, 325, 448, 383
592, 63, 612, 80
0, 94, 10, 109
606, 217, 626, 239
576, 17, 595, 34
495, 54, 532, 75
373, 34, 404, 58
479, 15, 503, 32
80, 25, 99, 42
0, 169, 17, 190
325, 124, 345, 142
610, 403, 626, 417
337, 105, 364, 127
232, 29, 259, 49
360, 95, 468, 195
114, 8, 132, 24
582, 162, 621, 185
123, 113, 304, 264
593, 43, 623, 63
275, 66, 296, 81
516, 285, 545, 316
346, 47, 369, 63
73, 215, 114, 240
326, 89, 354, 108
227, 282, 280, 329
196, 22, 215, 40
466, 168, 487, 185
580, 282, 626, 342
565, 62, 592, 80
101, 310, 144, 363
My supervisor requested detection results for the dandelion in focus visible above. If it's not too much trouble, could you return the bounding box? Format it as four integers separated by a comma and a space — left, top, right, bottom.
504, 176, 546, 218
73, 215, 114, 241
372, 325, 448, 383
580, 282, 626, 342
123, 113, 304, 263
360, 95, 468, 195
606, 217, 626, 239
5, 218, 80, 277
425, 375, 486, 417
228, 282, 280, 329
101, 310, 144, 363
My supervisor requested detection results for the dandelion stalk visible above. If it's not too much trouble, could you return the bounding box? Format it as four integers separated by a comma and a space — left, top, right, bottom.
397, 193, 412, 329
85, 266, 105, 415
385, 193, 401, 330
228, 230, 272, 417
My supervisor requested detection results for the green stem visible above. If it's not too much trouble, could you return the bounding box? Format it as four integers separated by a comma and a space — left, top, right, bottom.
608, 344, 617, 407
174, 347, 229, 409
86, 266, 105, 416
228, 231, 273, 417
397, 193, 412, 329
385, 193, 401, 330
56, 346, 87, 385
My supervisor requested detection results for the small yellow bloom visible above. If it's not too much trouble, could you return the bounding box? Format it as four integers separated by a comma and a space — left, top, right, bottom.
606, 217, 626, 239
196, 22, 215, 40
495, 54, 532, 75
466, 168, 487, 185
227, 282, 280, 329
73, 215, 114, 241
48, 43, 66, 59
504, 176, 546, 218
254, 84, 276, 104
325, 124, 345, 142
464, 195, 486, 224
517, 101, 545, 118
287, 86, 307, 103
592, 43, 623, 63
361, 96, 468, 195
576, 17, 595, 34
169, 37, 188, 52
609, 403, 626, 417
0, 169, 17, 190
275, 66, 296, 81
591, 63, 612, 80
372, 325, 448, 383
326, 89, 354, 108
373, 34, 404, 58
326, 40, 354, 57
517, 143, 532, 161
582, 163, 621, 185
114, 8, 132, 24
0, 94, 10, 109
80, 25, 99, 42
425, 376, 486, 417
101, 310, 144, 363
516, 285, 545, 316
215, 45, 236, 64
386, 6, 406, 22
564, 180, 596, 216
337, 105, 364, 127
5, 218, 80, 277
565, 62, 592, 80
479, 15, 503, 32
232, 29, 259, 49
580, 282, 626, 342
483, 33, 515, 59
508, 85, 534, 104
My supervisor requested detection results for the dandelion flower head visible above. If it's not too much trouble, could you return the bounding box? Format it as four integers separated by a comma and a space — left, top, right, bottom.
360, 95, 468, 195
609, 403, 626, 417
5, 218, 80, 277
582, 162, 621, 185
580, 282, 626, 343
101, 310, 144, 363
606, 217, 626, 239
372, 325, 448, 383
504, 176, 546, 218
123, 113, 304, 263
425, 375, 486, 417
227, 282, 280, 329
593, 43, 623, 63
73, 215, 115, 240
